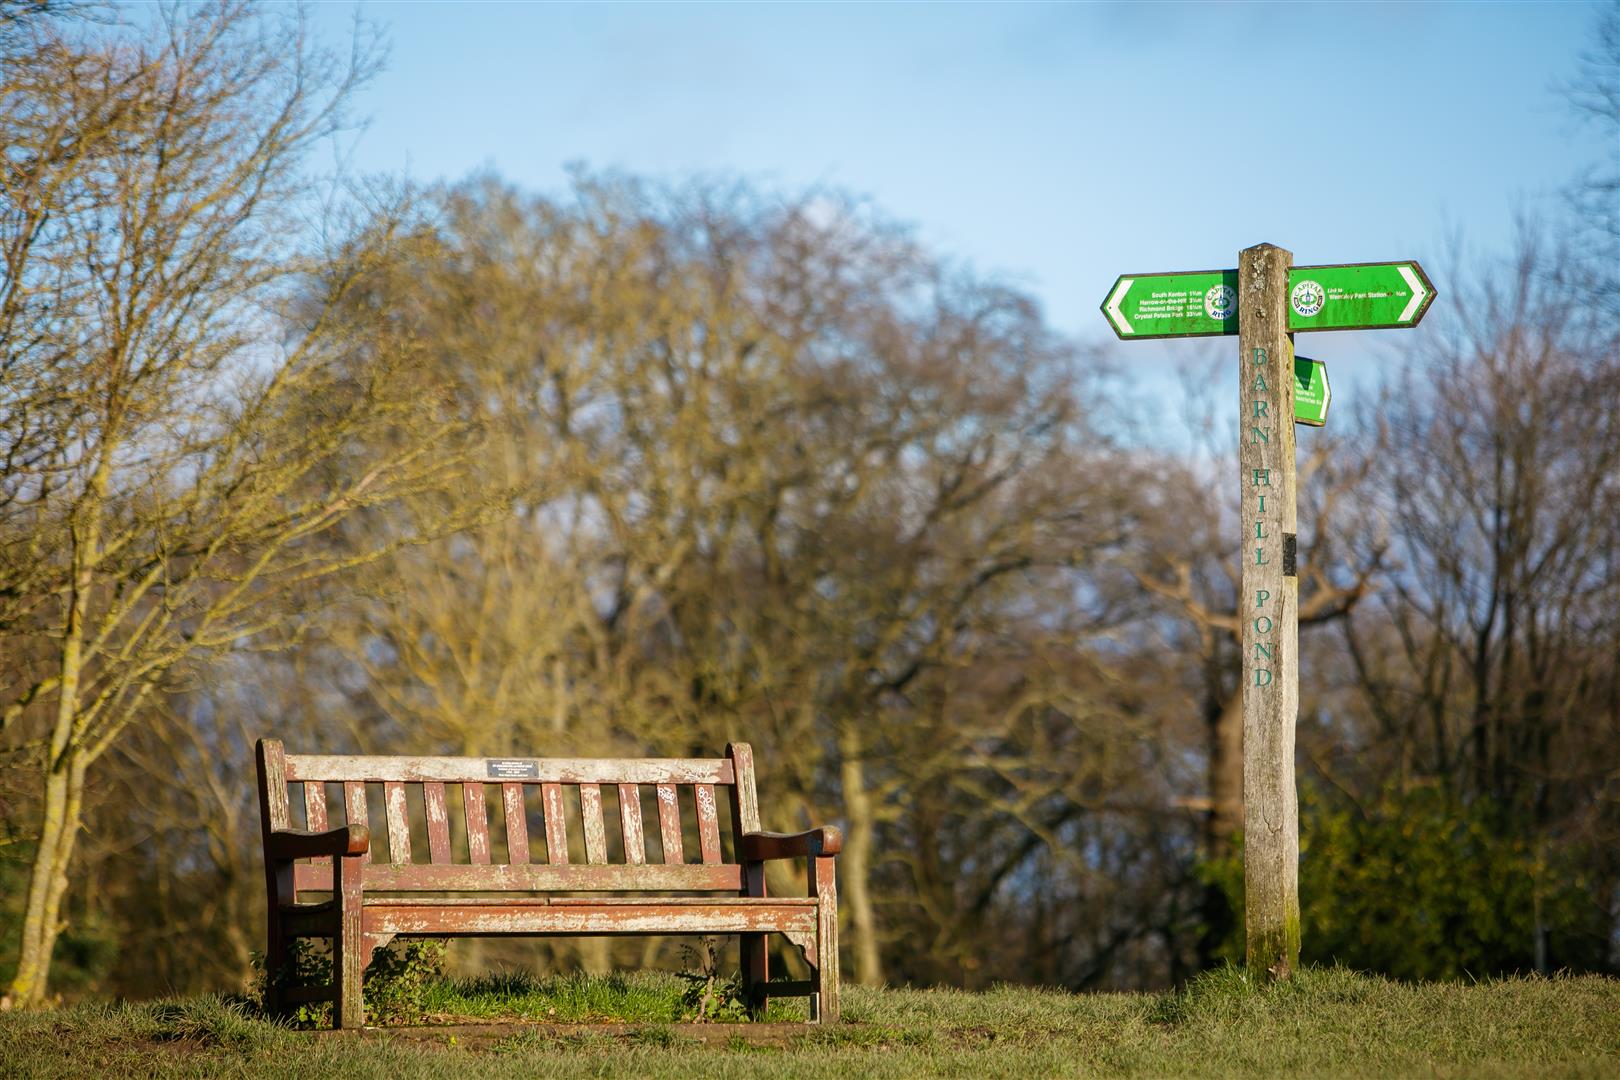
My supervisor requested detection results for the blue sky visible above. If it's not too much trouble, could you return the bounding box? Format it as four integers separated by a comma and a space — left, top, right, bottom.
312, 1, 1608, 418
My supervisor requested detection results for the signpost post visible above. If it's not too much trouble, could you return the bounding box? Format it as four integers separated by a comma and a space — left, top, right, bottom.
1101, 246, 1433, 979
1237, 243, 1300, 978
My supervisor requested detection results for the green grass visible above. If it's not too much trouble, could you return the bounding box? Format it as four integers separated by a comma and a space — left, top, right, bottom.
2, 967, 1617, 1078
419, 970, 805, 1023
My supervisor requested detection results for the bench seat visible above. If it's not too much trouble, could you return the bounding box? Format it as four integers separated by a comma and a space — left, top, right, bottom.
256, 739, 840, 1028
282, 896, 819, 937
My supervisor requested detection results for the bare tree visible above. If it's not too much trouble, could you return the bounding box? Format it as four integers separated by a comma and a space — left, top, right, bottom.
0, 5, 483, 1006
1560, 2, 1619, 319
300, 174, 1150, 987
1334, 235, 1620, 970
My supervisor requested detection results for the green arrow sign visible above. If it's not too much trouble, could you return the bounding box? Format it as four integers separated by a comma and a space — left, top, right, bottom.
1101, 269, 1238, 339
1293, 356, 1330, 426
1284, 262, 1434, 332
1102, 261, 1434, 339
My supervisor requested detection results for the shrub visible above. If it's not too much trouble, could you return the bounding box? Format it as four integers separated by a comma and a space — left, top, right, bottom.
251, 939, 447, 1027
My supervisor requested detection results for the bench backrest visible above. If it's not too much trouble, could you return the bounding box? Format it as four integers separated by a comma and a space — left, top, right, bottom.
257, 740, 764, 902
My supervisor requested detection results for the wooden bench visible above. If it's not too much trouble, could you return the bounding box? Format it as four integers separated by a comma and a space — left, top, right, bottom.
255, 739, 841, 1028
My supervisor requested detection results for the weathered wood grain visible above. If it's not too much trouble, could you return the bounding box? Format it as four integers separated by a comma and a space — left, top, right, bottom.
618, 783, 645, 865
463, 782, 491, 865
383, 782, 412, 865
542, 782, 568, 866
335, 852, 365, 1028
329, 895, 815, 907
811, 854, 841, 1022
364, 901, 816, 937
580, 783, 608, 865
287, 755, 735, 785
727, 743, 761, 833
290, 863, 329, 894
260, 740, 290, 832
343, 782, 371, 863
695, 784, 722, 864
423, 782, 451, 864
502, 783, 529, 865
1238, 241, 1301, 979
728, 742, 769, 1016
297, 861, 744, 893
546, 896, 812, 907
258, 741, 291, 1019
304, 782, 328, 832
656, 783, 684, 865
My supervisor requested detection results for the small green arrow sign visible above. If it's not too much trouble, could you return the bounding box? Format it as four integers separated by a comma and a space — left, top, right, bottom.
1285, 262, 1435, 332
1101, 261, 1435, 339
1101, 269, 1238, 339
1294, 357, 1330, 426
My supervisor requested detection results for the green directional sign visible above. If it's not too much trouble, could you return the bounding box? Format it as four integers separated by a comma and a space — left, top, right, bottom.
1285, 262, 1435, 332
1293, 356, 1330, 426
1101, 261, 1434, 339
1101, 269, 1239, 339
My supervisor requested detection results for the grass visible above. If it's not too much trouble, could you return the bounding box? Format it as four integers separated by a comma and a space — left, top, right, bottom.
2, 967, 1617, 1078
418, 969, 803, 1023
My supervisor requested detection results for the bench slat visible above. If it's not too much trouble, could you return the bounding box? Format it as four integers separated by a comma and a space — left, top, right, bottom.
304, 782, 328, 831
343, 782, 371, 863
727, 743, 761, 834
695, 784, 722, 864
364, 900, 814, 937
424, 783, 451, 864
464, 782, 490, 865
542, 783, 568, 866
502, 783, 529, 865
287, 755, 734, 785
384, 781, 412, 865
297, 861, 743, 892
618, 784, 645, 865
291, 863, 325, 893
656, 784, 684, 865
260, 741, 290, 833
580, 784, 607, 865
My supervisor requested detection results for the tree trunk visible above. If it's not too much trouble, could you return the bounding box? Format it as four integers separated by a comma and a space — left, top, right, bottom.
1197, 686, 1244, 969
8, 752, 88, 1007
7, 491, 100, 1008
838, 728, 884, 986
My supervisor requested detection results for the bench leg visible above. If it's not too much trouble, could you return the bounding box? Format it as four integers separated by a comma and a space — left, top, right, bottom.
263, 915, 287, 1020
740, 932, 769, 1018
332, 854, 365, 1029
811, 855, 840, 1023
741, 862, 769, 1018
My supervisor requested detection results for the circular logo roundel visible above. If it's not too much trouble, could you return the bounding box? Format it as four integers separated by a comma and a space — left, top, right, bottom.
1204, 284, 1236, 321
1291, 279, 1326, 319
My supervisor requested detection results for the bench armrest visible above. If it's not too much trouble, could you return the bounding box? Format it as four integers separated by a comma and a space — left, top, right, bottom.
266, 825, 370, 860
740, 827, 843, 861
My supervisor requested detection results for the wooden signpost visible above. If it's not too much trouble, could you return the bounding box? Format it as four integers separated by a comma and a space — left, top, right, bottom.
1101, 243, 1434, 978
1237, 244, 1300, 977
